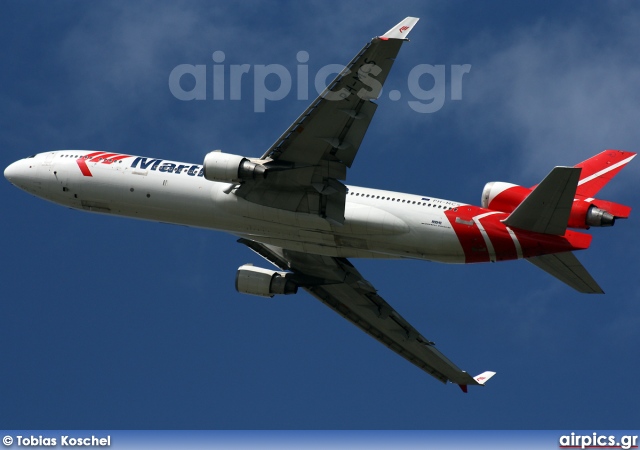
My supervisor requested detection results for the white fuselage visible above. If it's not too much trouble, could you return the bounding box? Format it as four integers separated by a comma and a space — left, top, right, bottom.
5, 151, 467, 263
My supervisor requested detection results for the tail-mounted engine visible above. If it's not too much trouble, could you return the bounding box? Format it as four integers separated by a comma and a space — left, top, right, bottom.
585, 205, 615, 227
235, 264, 298, 298
482, 181, 620, 229
481, 181, 529, 213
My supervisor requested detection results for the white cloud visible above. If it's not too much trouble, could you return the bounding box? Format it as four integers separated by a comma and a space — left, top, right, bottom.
47, 2, 428, 154
453, 6, 640, 185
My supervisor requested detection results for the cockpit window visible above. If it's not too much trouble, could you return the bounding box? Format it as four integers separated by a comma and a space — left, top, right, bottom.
27, 155, 36, 158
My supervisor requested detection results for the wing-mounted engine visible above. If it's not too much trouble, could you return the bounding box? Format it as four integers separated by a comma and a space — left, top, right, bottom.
235, 264, 298, 297
201, 149, 347, 224
199, 25, 416, 226
203, 151, 267, 183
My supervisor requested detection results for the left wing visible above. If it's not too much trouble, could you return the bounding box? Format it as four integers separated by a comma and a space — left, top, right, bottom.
234, 17, 419, 224
239, 238, 496, 392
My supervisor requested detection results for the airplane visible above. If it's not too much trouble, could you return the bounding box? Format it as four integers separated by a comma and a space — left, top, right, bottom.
4, 17, 636, 392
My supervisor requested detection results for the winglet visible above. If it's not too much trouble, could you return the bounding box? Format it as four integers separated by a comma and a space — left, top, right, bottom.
473, 371, 497, 385
381, 17, 419, 40
457, 371, 497, 393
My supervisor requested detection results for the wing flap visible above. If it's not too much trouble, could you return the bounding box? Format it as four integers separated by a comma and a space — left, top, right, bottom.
333, 101, 378, 168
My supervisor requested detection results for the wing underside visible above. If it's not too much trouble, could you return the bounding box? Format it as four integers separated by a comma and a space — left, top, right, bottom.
232, 18, 419, 224
238, 238, 493, 389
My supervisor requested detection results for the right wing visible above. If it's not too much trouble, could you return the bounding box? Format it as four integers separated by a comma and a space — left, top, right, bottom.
239, 238, 496, 392
233, 17, 419, 224
260, 17, 420, 165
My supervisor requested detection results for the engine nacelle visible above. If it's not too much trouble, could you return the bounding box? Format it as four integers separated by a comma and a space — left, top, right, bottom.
235, 264, 298, 298
482, 182, 616, 229
481, 181, 531, 213
567, 202, 616, 228
203, 150, 266, 183
585, 205, 615, 227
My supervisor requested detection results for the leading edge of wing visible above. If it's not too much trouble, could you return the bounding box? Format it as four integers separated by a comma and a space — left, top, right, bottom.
240, 18, 421, 225
260, 17, 419, 166
238, 238, 496, 392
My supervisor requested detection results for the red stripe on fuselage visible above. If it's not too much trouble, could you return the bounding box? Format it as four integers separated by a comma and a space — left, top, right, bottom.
446, 206, 592, 263
76, 152, 129, 176
89, 153, 122, 163
76, 152, 106, 177
476, 214, 519, 261
76, 159, 93, 176
445, 206, 491, 263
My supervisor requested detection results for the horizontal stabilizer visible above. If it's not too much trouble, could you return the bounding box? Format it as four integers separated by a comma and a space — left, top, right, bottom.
504, 167, 581, 235
526, 251, 603, 294
457, 371, 497, 393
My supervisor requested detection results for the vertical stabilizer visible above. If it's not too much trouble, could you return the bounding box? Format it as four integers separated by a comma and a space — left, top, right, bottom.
574, 150, 636, 198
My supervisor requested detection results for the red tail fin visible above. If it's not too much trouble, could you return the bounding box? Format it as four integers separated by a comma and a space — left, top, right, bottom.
574, 150, 636, 198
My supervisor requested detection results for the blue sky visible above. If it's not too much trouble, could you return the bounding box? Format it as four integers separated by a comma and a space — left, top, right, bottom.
1, 1, 639, 429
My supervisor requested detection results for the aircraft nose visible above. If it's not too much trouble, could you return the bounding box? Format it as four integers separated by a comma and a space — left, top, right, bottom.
4, 158, 32, 189
4, 160, 21, 183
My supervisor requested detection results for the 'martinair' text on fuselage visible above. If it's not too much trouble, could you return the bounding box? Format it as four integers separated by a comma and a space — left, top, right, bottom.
130, 157, 205, 176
